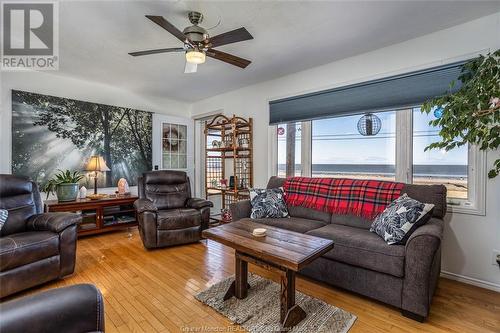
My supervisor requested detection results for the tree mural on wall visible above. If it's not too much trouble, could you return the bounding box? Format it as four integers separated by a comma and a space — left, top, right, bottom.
12, 90, 152, 189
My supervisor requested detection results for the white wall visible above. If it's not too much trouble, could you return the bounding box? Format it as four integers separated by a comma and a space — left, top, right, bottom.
191, 13, 500, 289
1, 71, 191, 199
0, 70, 191, 177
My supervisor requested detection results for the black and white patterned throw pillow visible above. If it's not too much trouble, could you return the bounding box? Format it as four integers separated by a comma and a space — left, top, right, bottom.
250, 187, 289, 219
370, 194, 434, 245
0, 209, 8, 232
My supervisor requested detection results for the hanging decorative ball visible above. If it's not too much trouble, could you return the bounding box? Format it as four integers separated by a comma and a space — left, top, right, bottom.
277, 127, 285, 136
357, 113, 381, 136
433, 107, 444, 119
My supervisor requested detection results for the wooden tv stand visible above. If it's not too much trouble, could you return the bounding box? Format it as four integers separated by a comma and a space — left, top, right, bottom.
44, 195, 138, 236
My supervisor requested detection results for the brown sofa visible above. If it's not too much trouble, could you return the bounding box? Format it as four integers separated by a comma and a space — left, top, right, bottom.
134, 170, 213, 249
0, 175, 80, 298
0, 284, 105, 333
230, 176, 446, 322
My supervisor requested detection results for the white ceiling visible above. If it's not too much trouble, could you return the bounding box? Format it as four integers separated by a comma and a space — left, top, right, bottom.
56, 1, 499, 102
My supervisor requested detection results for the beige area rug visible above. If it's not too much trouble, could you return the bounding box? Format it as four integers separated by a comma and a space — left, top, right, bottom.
195, 273, 356, 333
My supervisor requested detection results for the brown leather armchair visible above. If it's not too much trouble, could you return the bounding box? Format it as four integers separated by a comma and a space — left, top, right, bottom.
0, 284, 105, 333
0, 174, 80, 298
134, 170, 213, 249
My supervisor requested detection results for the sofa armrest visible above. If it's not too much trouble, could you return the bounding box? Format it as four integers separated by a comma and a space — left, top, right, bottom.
0, 284, 105, 333
134, 198, 158, 214
405, 218, 443, 247
26, 212, 81, 233
230, 200, 252, 222
186, 198, 213, 209
402, 218, 443, 319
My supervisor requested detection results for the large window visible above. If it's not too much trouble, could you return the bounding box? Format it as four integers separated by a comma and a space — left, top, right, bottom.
277, 122, 301, 177
311, 111, 396, 180
273, 108, 484, 214
412, 108, 468, 199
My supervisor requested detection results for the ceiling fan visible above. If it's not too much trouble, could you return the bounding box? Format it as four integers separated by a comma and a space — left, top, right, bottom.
129, 11, 253, 73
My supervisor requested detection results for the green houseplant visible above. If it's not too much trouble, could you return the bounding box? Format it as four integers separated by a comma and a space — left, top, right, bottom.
42, 170, 85, 201
421, 50, 500, 178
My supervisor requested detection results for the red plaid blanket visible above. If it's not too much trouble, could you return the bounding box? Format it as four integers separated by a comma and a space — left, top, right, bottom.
283, 177, 405, 220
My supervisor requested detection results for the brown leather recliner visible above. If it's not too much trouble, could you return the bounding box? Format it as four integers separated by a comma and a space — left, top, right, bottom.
0, 174, 81, 298
0, 284, 105, 333
134, 170, 213, 249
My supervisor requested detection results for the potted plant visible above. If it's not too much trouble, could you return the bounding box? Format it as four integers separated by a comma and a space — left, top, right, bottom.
421, 50, 500, 178
42, 170, 85, 201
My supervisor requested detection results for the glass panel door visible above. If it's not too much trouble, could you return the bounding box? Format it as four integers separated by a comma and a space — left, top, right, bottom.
162, 123, 188, 170
152, 114, 194, 190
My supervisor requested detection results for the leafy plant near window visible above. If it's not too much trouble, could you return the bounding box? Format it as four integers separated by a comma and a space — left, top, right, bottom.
421, 50, 500, 178
42, 170, 84, 199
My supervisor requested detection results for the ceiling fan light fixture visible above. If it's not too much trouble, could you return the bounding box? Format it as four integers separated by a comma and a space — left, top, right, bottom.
185, 50, 206, 64
130, 13, 253, 71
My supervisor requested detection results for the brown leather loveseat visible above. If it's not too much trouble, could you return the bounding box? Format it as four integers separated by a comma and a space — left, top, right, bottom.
0, 174, 80, 298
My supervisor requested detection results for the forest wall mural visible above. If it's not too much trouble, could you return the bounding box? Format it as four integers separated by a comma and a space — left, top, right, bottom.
12, 90, 152, 189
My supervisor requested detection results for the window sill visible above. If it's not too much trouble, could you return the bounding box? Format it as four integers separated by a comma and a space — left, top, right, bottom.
447, 201, 486, 216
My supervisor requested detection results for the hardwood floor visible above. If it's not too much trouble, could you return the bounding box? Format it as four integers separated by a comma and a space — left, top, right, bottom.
15, 229, 500, 333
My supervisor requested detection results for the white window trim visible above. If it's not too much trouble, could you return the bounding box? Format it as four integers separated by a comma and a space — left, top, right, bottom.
270, 111, 486, 216
447, 146, 486, 215
405, 109, 486, 216
301, 121, 312, 177
395, 109, 413, 183
268, 126, 278, 180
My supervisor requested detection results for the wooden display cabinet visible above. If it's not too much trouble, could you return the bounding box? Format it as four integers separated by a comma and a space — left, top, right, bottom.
205, 115, 253, 221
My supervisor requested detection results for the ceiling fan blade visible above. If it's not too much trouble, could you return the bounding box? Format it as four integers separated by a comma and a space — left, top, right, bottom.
209, 27, 253, 48
206, 49, 251, 69
146, 15, 188, 43
129, 47, 185, 57
184, 61, 197, 74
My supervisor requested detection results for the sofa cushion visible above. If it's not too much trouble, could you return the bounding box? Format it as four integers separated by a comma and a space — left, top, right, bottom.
287, 206, 331, 224
250, 188, 289, 219
306, 224, 405, 277
331, 213, 372, 230
157, 209, 201, 230
0, 231, 59, 271
0, 209, 7, 231
266, 176, 286, 189
0, 176, 44, 237
142, 171, 191, 210
370, 193, 434, 245
401, 184, 446, 218
240, 217, 327, 234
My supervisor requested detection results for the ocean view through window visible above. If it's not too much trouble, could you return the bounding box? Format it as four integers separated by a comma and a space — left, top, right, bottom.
274, 108, 473, 206
412, 108, 468, 199
311, 111, 396, 180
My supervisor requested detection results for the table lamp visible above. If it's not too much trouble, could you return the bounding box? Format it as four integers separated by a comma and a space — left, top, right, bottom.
85, 155, 110, 195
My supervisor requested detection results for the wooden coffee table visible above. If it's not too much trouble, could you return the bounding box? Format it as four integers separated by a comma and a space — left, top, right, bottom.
202, 220, 334, 331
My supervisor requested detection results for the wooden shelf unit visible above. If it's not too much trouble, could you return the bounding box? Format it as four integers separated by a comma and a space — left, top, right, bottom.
44, 195, 138, 236
205, 115, 253, 211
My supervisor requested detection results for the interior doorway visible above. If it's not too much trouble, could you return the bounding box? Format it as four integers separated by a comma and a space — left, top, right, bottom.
152, 113, 194, 190
193, 112, 223, 216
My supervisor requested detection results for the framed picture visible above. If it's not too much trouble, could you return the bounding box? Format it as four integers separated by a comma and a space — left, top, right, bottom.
11, 90, 152, 189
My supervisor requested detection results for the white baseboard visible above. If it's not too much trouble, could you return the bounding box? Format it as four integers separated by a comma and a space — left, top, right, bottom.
440, 270, 500, 293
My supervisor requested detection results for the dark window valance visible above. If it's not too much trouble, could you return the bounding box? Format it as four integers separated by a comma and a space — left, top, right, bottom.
269, 60, 466, 125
